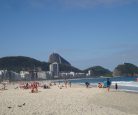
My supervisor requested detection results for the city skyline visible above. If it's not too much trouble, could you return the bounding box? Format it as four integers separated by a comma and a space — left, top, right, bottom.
0, 0, 138, 70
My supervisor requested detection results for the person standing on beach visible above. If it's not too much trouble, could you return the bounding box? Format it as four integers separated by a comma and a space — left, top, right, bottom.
85, 82, 90, 88
58, 81, 60, 85
64, 79, 67, 88
69, 81, 71, 87
107, 78, 111, 92
115, 83, 118, 90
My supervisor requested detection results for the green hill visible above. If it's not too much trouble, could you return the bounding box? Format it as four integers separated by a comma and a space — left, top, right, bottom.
0, 56, 81, 73
0, 56, 49, 72
113, 63, 138, 76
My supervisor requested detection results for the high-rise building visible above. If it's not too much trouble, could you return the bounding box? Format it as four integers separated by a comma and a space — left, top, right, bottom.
49, 62, 59, 78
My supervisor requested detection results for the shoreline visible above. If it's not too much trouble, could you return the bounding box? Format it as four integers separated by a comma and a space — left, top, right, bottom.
1, 79, 138, 93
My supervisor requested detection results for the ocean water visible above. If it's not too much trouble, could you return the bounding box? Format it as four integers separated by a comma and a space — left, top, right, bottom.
67, 76, 138, 93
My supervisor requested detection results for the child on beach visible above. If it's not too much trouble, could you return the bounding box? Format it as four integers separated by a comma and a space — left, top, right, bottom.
85, 82, 90, 88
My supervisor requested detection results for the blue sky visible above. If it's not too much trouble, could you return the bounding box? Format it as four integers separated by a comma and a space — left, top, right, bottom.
0, 0, 138, 70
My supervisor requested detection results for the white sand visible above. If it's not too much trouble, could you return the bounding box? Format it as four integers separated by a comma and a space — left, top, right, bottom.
0, 83, 138, 115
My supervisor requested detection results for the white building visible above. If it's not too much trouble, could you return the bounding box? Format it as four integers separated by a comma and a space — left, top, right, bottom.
0, 70, 4, 76
37, 71, 47, 79
49, 62, 59, 78
60, 71, 75, 78
12, 71, 21, 80
87, 70, 93, 76
70, 72, 75, 76
75, 73, 86, 77
20, 71, 30, 79
0, 70, 21, 81
45, 71, 52, 79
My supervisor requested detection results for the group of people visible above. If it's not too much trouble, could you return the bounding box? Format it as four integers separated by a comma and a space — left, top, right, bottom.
0, 81, 8, 90
19, 82, 39, 93
19, 80, 73, 92
19, 78, 119, 93
31, 82, 38, 93
85, 78, 118, 92
58, 80, 72, 89
64, 80, 72, 88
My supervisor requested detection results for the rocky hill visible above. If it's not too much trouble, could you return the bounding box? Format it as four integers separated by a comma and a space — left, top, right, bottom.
113, 63, 138, 76
48, 53, 71, 66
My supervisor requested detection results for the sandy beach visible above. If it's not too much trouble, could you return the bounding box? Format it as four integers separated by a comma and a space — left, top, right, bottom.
0, 83, 138, 115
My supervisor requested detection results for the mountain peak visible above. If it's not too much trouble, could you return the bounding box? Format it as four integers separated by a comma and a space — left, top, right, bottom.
48, 53, 71, 66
